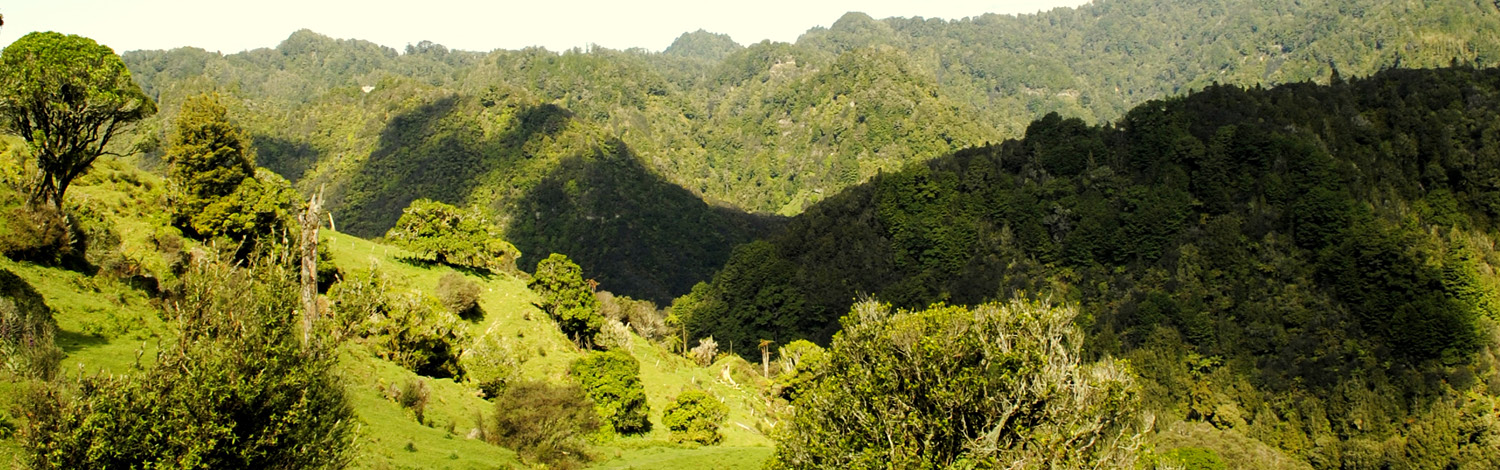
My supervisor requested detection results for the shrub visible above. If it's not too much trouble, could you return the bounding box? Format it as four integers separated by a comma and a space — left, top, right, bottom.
596, 318, 632, 351
772, 339, 826, 401
663, 390, 729, 445
0, 269, 61, 380
436, 271, 483, 320
690, 336, 718, 366
397, 378, 431, 425
487, 380, 599, 469
19, 250, 356, 469
769, 298, 1148, 469
0, 204, 71, 265
165, 94, 295, 248
570, 350, 651, 434
329, 268, 468, 379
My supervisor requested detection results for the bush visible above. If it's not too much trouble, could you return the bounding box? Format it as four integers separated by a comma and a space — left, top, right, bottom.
772, 340, 826, 401
690, 336, 718, 366
769, 298, 1148, 469
570, 350, 651, 434
0, 204, 71, 265
0, 269, 61, 380
396, 378, 431, 425
329, 268, 468, 379
596, 318, 632, 351
436, 271, 482, 320
487, 380, 599, 469
663, 390, 729, 445
529, 253, 602, 347
19, 249, 356, 469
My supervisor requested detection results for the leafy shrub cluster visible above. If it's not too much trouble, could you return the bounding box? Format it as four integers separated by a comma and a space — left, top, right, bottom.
436, 271, 482, 320
329, 268, 467, 378
596, 290, 668, 342
569, 350, 650, 434
770, 339, 825, 401
0, 203, 72, 265
484, 380, 599, 469
19, 250, 356, 469
770, 298, 1146, 469
662, 389, 728, 445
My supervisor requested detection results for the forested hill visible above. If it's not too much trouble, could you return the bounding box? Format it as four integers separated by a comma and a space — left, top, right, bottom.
120, 0, 1500, 302
676, 66, 1500, 467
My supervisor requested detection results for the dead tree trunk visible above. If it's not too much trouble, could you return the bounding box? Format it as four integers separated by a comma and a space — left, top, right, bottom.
297, 188, 324, 348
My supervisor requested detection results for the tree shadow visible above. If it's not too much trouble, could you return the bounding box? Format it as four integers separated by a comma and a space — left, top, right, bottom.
332, 93, 783, 303
54, 328, 110, 353
254, 134, 321, 182
391, 256, 498, 280
507, 139, 784, 304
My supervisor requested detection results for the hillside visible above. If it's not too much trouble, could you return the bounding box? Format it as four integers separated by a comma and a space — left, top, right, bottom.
118, 0, 1500, 302
678, 66, 1500, 468
0, 151, 775, 469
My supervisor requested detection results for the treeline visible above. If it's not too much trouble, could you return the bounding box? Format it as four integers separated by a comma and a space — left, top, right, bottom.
118, 0, 1500, 301
677, 66, 1500, 467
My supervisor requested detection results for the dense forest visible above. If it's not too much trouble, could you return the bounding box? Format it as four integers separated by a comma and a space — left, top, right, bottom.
120, 0, 1500, 303
3, 1, 1500, 469
682, 66, 1500, 468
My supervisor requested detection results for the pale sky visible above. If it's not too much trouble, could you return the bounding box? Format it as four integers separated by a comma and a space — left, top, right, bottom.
0, 1, 1091, 54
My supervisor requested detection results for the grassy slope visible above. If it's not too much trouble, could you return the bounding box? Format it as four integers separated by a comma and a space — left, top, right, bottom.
325, 231, 773, 469
0, 158, 773, 469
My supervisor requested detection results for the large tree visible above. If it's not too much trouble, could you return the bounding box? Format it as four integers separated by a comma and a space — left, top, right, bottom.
384, 199, 518, 270
165, 93, 255, 223
0, 32, 155, 209
528, 253, 602, 346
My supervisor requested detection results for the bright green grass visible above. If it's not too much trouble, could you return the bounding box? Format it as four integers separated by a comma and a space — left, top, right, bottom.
322, 231, 775, 469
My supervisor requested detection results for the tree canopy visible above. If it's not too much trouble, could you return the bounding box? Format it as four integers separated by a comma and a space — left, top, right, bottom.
164, 93, 297, 243
528, 253, 602, 346
384, 198, 518, 271
770, 298, 1146, 469
0, 31, 155, 208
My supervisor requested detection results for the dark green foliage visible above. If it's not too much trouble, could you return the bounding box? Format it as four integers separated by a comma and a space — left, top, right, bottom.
694, 67, 1500, 468
485, 380, 599, 469
328, 268, 467, 378
166, 93, 255, 223
771, 340, 825, 401
569, 350, 650, 434
0, 32, 155, 209
0, 203, 73, 265
529, 253, 603, 346
19, 250, 356, 469
770, 299, 1145, 469
164, 93, 297, 246
662, 389, 728, 445
0, 269, 61, 380
436, 271, 482, 320
384, 199, 518, 271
